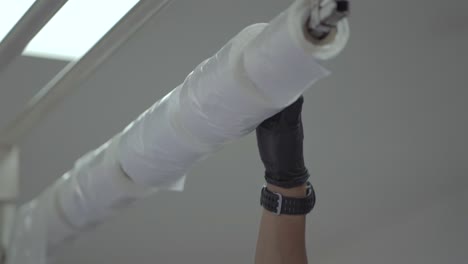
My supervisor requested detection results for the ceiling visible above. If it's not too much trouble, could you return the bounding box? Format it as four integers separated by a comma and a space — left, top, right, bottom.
1, 0, 467, 263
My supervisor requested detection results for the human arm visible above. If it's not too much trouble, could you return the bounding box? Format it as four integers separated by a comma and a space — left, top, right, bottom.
255, 183, 309, 264
254, 96, 315, 264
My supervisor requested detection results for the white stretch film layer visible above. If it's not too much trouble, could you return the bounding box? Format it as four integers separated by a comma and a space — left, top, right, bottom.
119, 0, 349, 186
52, 135, 169, 238
7, 193, 47, 264
9, 0, 349, 262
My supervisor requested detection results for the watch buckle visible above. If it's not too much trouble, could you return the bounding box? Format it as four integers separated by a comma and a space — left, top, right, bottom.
272, 191, 283, 216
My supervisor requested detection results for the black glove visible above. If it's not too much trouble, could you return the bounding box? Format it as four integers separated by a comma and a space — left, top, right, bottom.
256, 96, 310, 189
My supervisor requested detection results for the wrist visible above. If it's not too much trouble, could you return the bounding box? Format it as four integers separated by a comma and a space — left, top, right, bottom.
260, 182, 316, 216
266, 183, 308, 198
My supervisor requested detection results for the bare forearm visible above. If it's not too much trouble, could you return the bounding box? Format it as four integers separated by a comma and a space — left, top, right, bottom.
255, 184, 308, 264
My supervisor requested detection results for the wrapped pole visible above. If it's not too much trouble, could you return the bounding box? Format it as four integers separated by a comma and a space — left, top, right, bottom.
7, 0, 350, 262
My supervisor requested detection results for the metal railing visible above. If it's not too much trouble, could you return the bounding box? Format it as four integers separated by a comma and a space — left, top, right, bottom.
0, 0, 69, 75
0, 1, 175, 262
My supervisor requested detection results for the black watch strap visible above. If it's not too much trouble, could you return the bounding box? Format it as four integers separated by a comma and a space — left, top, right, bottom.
260, 182, 316, 215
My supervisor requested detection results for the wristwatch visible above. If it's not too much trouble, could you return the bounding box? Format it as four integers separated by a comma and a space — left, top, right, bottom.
260, 182, 316, 215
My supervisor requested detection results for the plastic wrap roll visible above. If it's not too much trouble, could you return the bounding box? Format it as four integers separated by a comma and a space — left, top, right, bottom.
9, 0, 350, 261
118, 0, 349, 186
243, 0, 349, 104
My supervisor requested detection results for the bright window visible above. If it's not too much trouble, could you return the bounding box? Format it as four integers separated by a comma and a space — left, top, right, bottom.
0, 0, 140, 61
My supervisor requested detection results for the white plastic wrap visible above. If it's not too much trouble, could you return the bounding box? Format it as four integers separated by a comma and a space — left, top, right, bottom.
7, 135, 160, 263
8, 0, 350, 262
51, 134, 163, 241
7, 192, 48, 264
118, 0, 349, 186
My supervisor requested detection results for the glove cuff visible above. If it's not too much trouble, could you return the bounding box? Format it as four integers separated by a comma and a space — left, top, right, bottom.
264, 169, 310, 189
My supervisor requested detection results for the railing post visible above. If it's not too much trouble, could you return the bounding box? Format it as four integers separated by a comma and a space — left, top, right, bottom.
0, 146, 19, 264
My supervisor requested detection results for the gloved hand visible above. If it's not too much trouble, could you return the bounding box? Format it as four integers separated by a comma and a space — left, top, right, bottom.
256, 96, 310, 189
